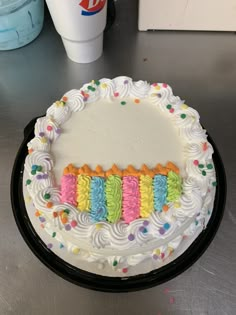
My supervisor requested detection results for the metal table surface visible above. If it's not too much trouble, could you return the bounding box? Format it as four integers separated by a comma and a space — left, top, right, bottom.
0, 1, 235, 314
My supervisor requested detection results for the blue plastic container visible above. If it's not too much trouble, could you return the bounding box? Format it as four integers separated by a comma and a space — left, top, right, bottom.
0, 0, 44, 50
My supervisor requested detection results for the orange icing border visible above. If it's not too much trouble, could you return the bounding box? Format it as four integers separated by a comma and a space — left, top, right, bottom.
62, 162, 180, 178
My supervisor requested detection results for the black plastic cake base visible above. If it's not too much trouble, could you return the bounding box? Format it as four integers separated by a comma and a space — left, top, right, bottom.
11, 118, 227, 292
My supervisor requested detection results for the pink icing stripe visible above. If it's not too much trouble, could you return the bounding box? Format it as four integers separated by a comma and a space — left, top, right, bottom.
122, 176, 140, 223
60, 174, 77, 206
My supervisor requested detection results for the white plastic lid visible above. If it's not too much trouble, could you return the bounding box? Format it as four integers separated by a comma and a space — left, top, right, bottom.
61, 33, 103, 64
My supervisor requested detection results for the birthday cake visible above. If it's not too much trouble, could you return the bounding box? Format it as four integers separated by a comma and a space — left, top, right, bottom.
23, 77, 216, 277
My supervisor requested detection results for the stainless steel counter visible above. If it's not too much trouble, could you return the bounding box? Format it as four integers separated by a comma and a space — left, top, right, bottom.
0, 1, 235, 314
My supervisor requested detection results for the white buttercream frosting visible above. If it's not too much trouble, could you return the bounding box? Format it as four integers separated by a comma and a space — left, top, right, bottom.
24, 77, 216, 275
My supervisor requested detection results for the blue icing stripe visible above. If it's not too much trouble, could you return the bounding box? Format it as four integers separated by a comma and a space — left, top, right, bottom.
153, 175, 167, 212
90, 177, 107, 222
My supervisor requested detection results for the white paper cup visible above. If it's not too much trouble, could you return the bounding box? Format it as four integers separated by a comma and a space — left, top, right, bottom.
45, 0, 107, 63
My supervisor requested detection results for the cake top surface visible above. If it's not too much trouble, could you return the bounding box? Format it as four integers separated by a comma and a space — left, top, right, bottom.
51, 97, 185, 184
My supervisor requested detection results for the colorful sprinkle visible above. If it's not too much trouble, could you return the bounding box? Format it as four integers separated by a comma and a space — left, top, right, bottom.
155, 249, 161, 255
72, 247, 80, 255
41, 137, 47, 144
65, 224, 71, 231
122, 268, 128, 273
32, 165, 38, 171
60, 243, 64, 249
124, 80, 129, 84
157, 93, 162, 98
47, 243, 53, 249
162, 83, 168, 88
36, 174, 42, 180
169, 297, 175, 304
174, 201, 181, 208
64, 209, 70, 215
31, 170, 36, 175
207, 163, 213, 169
139, 226, 148, 233
26, 179, 31, 185
212, 181, 217, 187
154, 85, 161, 90
101, 83, 107, 88
53, 212, 58, 218
159, 227, 165, 235
113, 260, 118, 266
46, 202, 53, 208
35, 210, 41, 217
208, 210, 211, 215
166, 104, 172, 110
134, 99, 140, 104
180, 113, 186, 119
28, 148, 34, 154
195, 220, 199, 225
37, 165, 42, 172
121, 101, 126, 105
153, 254, 158, 260
162, 204, 169, 212
61, 217, 68, 224
52, 232, 56, 238
143, 220, 149, 226
139, 226, 145, 232
56, 128, 62, 134
198, 164, 204, 169
39, 217, 46, 223
94, 80, 100, 86
202, 170, 207, 176
181, 104, 188, 109
193, 160, 199, 166
39, 132, 45, 137
202, 142, 208, 151
87, 85, 93, 90
128, 234, 135, 241
44, 193, 51, 200
71, 220, 77, 228
47, 125, 53, 131
95, 223, 103, 230
169, 108, 175, 113
62, 96, 68, 102
163, 223, 170, 230
42, 174, 48, 179
114, 92, 119, 97
40, 224, 44, 229
161, 252, 165, 259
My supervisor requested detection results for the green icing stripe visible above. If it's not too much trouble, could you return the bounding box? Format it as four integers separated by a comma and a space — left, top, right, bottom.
167, 171, 182, 202
106, 175, 122, 223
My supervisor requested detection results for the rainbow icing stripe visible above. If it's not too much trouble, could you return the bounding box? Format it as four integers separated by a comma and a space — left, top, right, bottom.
122, 176, 140, 223
77, 175, 91, 211
153, 175, 167, 212
60, 163, 182, 223
140, 175, 154, 218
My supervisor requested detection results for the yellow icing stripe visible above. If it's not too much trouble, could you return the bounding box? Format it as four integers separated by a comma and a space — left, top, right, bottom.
140, 175, 154, 218
77, 175, 91, 211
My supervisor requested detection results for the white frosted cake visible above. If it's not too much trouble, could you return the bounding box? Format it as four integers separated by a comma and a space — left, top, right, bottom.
23, 77, 217, 277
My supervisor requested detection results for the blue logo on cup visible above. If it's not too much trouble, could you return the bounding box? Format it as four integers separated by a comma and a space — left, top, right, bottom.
79, 0, 106, 16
